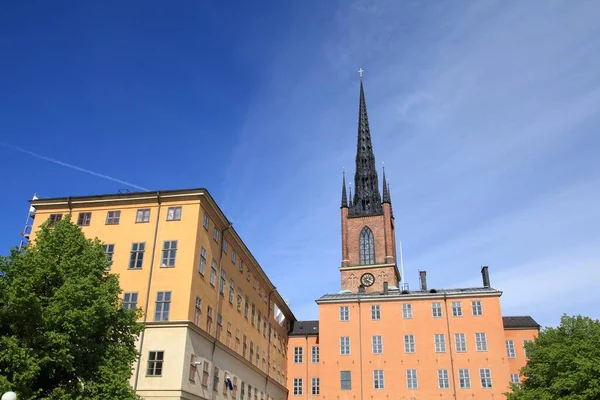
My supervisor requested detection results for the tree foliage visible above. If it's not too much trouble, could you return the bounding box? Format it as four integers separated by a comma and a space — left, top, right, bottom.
507, 314, 600, 400
0, 216, 143, 399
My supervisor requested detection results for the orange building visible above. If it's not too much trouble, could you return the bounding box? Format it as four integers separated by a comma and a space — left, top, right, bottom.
28, 189, 295, 400
286, 76, 539, 399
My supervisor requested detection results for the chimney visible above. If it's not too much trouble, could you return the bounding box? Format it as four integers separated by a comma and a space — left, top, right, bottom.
481, 266, 490, 288
383, 281, 389, 295
419, 270, 427, 291
358, 285, 365, 294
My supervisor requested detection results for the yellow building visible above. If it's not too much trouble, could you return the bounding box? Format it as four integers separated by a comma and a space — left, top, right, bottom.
29, 188, 295, 400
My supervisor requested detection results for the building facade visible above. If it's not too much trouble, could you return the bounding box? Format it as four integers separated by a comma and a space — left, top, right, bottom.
287, 76, 540, 399
29, 189, 295, 400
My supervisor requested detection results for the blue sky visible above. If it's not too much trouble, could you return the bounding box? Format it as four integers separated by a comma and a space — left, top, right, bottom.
1, 1, 599, 328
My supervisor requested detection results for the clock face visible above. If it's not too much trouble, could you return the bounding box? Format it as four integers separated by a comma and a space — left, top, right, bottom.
360, 273, 375, 287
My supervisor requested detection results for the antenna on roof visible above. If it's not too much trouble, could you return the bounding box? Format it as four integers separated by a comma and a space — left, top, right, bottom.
118, 189, 131, 195
400, 241, 408, 291
18, 193, 38, 251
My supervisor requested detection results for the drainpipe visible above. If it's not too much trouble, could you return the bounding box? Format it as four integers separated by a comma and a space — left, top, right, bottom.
211, 224, 233, 358
357, 298, 364, 400
443, 293, 458, 400
265, 289, 276, 398
305, 333, 309, 400
134, 191, 162, 391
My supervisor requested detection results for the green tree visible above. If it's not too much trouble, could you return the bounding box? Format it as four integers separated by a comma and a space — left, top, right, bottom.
507, 314, 600, 400
0, 216, 143, 399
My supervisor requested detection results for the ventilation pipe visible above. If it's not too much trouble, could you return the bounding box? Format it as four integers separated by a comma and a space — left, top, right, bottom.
383, 281, 388, 295
481, 266, 490, 288
419, 270, 427, 291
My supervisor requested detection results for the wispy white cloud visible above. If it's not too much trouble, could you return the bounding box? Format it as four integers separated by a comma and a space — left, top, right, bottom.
220, 0, 600, 326
1, 143, 149, 191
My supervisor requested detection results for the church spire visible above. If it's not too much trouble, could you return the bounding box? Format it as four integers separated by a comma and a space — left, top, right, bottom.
350, 70, 383, 217
382, 165, 391, 204
341, 170, 348, 208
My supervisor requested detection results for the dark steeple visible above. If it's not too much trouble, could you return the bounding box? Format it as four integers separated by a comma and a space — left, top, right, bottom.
382, 165, 391, 204
349, 74, 383, 217
341, 171, 348, 208
348, 185, 353, 208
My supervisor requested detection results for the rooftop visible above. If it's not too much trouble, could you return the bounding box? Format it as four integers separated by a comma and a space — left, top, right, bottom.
316, 286, 502, 303
289, 320, 319, 336
503, 316, 541, 329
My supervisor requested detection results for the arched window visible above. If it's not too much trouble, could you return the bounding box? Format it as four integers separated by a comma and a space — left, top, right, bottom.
359, 226, 375, 265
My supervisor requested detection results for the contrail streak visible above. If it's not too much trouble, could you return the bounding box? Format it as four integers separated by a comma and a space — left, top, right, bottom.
1, 142, 149, 191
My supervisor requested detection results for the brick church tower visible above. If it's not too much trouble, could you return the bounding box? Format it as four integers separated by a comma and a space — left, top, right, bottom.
340, 74, 401, 293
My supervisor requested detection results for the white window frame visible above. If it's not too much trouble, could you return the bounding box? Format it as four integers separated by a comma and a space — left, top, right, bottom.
339, 306, 349, 321
451, 301, 463, 317
373, 370, 384, 389
437, 369, 449, 389
406, 369, 418, 389
402, 303, 413, 319
404, 334, 415, 353
340, 336, 351, 355
434, 333, 446, 353
432, 302, 442, 317
476, 332, 488, 352
471, 300, 483, 316
458, 369, 471, 389
506, 340, 516, 358
371, 305, 381, 320
479, 368, 492, 388
372, 335, 383, 354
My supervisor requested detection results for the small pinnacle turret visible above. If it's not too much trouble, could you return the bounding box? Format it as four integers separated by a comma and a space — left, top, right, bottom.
341, 171, 348, 208
382, 166, 391, 204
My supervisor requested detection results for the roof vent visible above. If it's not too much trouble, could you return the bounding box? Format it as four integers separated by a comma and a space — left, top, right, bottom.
419, 270, 427, 291
429, 289, 437, 293
358, 285, 365, 294
401, 289, 409, 294
383, 281, 389, 295
481, 265, 490, 288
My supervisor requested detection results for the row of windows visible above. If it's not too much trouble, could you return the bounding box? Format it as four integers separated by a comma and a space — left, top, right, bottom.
292, 368, 502, 394
49, 207, 183, 227
102, 241, 180, 269
149, 351, 281, 400
292, 337, 532, 362
339, 301, 484, 322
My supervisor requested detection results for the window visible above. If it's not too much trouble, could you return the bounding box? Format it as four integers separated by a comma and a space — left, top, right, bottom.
103, 244, 114, 269
471, 300, 483, 316
452, 301, 463, 317
373, 370, 384, 389
242, 335, 247, 358
223, 240, 228, 254
229, 279, 235, 304
340, 371, 351, 390
475, 332, 487, 351
251, 303, 256, 325
455, 333, 467, 352
233, 377, 238, 398
523, 340, 533, 357
340, 336, 350, 355
232, 250, 237, 264
372, 335, 383, 354
293, 347, 303, 363
311, 377, 319, 395
213, 366, 219, 391
147, 351, 164, 376
77, 212, 91, 226
244, 295, 249, 318
237, 291, 243, 311
458, 369, 471, 389
161, 240, 177, 267
49, 214, 62, 226
359, 226, 375, 265
167, 206, 182, 221
235, 329, 240, 352
406, 369, 418, 389
129, 242, 145, 269
154, 291, 171, 321
136, 208, 150, 223
293, 378, 303, 395
106, 210, 120, 225
257, 311, 262, 332
479, 368, 492, 388
434, 334, 446, 353
203, 212, 210, 229
207, 306, 213, 333
210, 260, 217, 286
506, 340, 516, 358
239, 259, 244, 273
216, 314, 223, 340
219, 269, 226, 295
339, 306, 349, 321
404, 334, 415, 353
311, 346, 319, 363
194, 296, 202, 326
371, 305, 381, 320
213, 227, 220, 243
510, 373, 519, 384
250, 342, 254, 363
202, 361, 209, 386
438, 369, 449, 389
123, 292, 138, 310
402, 303, 413, 319
432, 302, 442, 317
199, 247, 206, 275
189, 354, 197, 381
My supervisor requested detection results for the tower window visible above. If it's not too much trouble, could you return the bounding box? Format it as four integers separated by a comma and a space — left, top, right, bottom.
359, 226, 375, 265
